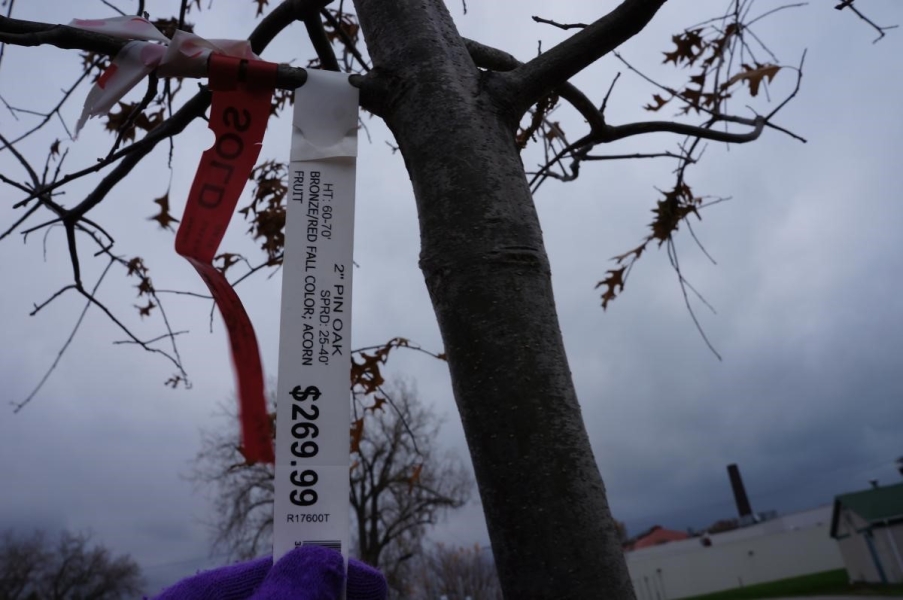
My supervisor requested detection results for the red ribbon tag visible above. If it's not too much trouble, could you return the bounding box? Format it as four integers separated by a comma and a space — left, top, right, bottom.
175, 54, 277, 464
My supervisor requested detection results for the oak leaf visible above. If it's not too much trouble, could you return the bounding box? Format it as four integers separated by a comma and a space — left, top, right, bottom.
78, 50, 110, 81
242, 161, 288, 261
126, 257, 148, 277
366, 397, 387, 413
148, 193, 179, 230
644, 94, 670, 112
105, 103, 137, 142
649, 183, 700, 245
662, 29, 704, 65
136, 278, 154, 297
270, 88, 294, 117
725, 63, 780, 97
596, 267, 626, 310
135, 300, 156, 318
135, 108, 165, 132
214, 253, 243, 275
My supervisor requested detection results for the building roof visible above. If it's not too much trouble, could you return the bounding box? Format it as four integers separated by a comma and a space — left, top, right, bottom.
830, 481, 903, 538
631, 525, 689, 550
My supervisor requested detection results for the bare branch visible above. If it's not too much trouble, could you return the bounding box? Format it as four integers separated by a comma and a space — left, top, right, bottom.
1, 61, 94, 150
747, 3, 808, 28
304, 12, 340, 72
587, 151, 685, 162
604, 115, 765, 144
154, 289, 212, 300
528, 111, 764, 192
0, 203, 41, 241
100, 1, 127, 17
505, 0, 669, 113
12, 259, 113, 413
0, 16, 126, 55
76, 282, 188, 374
105, 74, 159, 160
0, 0, 15, 71
531, 16, 588, 30
835, 0, 898, 43
113, 330, 189, 346
177, 0, 191, 30
667, 239, 721, 361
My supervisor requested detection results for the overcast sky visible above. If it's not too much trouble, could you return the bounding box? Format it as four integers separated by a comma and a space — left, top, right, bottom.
1, 0, 901, 595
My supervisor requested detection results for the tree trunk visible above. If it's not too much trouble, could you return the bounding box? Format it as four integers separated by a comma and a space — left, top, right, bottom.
352, 1, 634, 598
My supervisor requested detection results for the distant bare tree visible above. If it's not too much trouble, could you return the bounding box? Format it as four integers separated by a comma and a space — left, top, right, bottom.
0, 529, 143, 600
190, 396, 278, 560
409, 542, 502, 600
352, 379, 472, 596
190, 377, 472, 593
352, 380, 472, 562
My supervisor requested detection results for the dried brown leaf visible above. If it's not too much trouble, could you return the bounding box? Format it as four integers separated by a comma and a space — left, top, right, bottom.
724, 63, 781, 97
148, 193, 179, 231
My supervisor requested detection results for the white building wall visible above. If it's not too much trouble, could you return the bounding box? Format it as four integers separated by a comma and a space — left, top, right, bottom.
838, 534, 880, 583
626, 519, 843, 600
872, 523, 903, 584
778, 504, 833, 530
624, 506, 834, 564
834, 506, 903, 584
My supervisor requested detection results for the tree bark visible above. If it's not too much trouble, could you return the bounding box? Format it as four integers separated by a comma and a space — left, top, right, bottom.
352, 1, 634, 597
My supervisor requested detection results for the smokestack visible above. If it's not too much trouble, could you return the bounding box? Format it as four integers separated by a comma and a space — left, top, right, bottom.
727, 464, 753, 518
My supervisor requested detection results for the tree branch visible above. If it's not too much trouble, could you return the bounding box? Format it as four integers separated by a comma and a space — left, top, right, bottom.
835, 0, 898, 43
505, 0, 669, 114
603, 115, 765, 144
304, 12, 341, 71
4, 0, 349, 412
464, 38, 604, 131
12, 260, 114, 413
0, 7, 386, 113
0, 16, 126, 55
531, 16, 588, 30
320, 9, 370, 73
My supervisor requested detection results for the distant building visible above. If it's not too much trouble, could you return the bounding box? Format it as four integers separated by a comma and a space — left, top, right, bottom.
625, 526, 690, 552
625, 505, 842, 600
830, 481, 903, 584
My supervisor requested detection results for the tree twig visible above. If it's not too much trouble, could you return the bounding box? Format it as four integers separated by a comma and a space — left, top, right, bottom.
12, 259, 114, 413
531, 16, 588, 30
835, 0, 898, 43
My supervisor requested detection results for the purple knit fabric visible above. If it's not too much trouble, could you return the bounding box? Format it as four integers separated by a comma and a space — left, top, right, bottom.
150, 546, 387, 600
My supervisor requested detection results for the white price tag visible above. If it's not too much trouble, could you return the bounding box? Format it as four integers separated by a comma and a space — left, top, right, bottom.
273, 70, 358, 571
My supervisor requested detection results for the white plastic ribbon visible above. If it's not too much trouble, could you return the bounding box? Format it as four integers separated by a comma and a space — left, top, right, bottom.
69, 16, 258, 135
